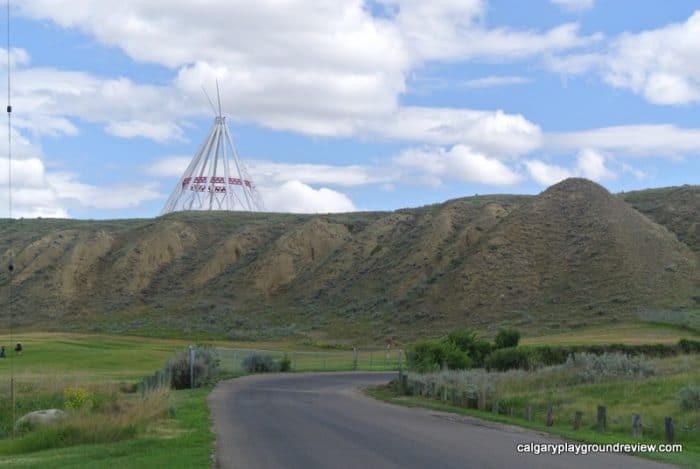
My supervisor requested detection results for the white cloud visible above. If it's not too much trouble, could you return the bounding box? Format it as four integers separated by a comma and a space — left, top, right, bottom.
395, 144, 522, 186
370, 107, 542, 156
576, 148, 615, 180
0, 123, 164, 217
462, 76, 530, 88
546, 124, 700, 157
16, 0, 594, 143
247, 161, 391, 187
383, 1, 599, 62
261, 180, 356, 213
145, 156, 192, 178
46, 172, 163, 210
550, 11, 700, 105
525, 160, 573, 186
105, 120, 186, 143
5, 66, 189, 142
146, 156, 390, 188
526, 149, 616, 187
550, 0, 594, 13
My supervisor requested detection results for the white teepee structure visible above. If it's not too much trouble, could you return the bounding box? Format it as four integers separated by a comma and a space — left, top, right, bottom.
161, 86, 264, 214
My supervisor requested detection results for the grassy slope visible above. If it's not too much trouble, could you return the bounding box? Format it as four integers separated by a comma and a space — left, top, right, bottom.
0, 334, 216, 468
0, 181, 697, 343
367, 386, 698, 468
0, 329, 698, 466
0, 389, 213, 469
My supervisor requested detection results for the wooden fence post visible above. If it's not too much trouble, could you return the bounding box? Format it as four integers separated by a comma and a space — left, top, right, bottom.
574, 411, 582, 430
632, 414, 642, 437
524, 406, 531, 421
665, 417, 674, 443
597, 406, 606, 431
546, 404, 554, 427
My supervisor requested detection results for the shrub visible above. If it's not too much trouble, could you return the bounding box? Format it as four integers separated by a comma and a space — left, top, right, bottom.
530, 345, 568, 367
242, 353, 279, 373
678, 338, 700, 354
679, 385, 700, 411
279, 355, 292, 372
563, 352, 655, 383
484, 347, 532, 371
64, 387, 94, 410
446, 328, 492, 366
494, 328, 520, 349
407, 339, 472, 372
168, 346, 220, 390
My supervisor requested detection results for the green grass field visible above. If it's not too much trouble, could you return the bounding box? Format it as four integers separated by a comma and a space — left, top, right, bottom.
1, 324, 698, 467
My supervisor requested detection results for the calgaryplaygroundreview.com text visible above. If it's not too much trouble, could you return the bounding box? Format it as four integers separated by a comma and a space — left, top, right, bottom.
517, 442, 683, 456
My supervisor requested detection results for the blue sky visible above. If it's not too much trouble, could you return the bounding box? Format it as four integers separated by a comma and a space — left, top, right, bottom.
2, 0, 700, 218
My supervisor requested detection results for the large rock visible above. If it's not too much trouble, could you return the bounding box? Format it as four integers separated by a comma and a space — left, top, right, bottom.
15, 409, 66, 431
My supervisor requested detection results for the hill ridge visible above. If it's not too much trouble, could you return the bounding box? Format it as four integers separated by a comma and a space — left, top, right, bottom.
0, 179, 698, 341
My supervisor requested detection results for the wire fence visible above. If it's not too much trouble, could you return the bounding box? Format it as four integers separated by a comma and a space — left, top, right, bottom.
216, 347, 405, 373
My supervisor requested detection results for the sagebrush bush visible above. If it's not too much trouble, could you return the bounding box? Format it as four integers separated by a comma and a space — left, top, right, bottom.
494, 328, 520, 349
168, 346, 220, 390
678, 385, 700, 411
406, 369, 500, 401
484, 347, 532, 371
563, 352, 655, 383
242, 353, 279, 373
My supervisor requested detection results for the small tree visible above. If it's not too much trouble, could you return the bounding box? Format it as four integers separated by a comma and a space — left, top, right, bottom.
494, 328, 520, 349
446, 328, 492, 366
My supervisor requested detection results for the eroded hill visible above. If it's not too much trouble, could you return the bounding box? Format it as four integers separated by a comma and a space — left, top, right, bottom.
0, 179, 698, 342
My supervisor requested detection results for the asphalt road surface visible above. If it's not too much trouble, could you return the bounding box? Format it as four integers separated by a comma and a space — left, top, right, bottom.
209, 372, 675, 469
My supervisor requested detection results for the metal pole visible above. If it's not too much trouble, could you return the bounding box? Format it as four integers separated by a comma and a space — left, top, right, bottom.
189, 346, 195, 390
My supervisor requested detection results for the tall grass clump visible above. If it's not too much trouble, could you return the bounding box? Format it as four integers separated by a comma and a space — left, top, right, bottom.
678, 385, 700, 411
563, 352, 655, 383
169, 346, 220, 390
1, 388, 171, 455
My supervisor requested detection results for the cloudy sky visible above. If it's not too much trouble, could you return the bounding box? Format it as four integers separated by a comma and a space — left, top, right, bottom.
2, 0, 700, 218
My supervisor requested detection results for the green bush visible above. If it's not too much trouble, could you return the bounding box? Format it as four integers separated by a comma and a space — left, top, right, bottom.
678, 338, 700, 353
484, 347, 532, 371
679, 385, 700, 411
279, 355, 292, 372
530, 345, 569, 367
494, 328, 520, 349
407, 339, 472, 372
446, 328, 492, 366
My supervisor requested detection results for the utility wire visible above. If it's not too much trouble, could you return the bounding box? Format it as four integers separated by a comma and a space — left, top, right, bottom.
6, 0, 15, 438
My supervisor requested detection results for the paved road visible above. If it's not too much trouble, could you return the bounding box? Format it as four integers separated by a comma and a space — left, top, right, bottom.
209, 372, 675, 469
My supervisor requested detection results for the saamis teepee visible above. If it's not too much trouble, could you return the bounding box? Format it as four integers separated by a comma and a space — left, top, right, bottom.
161, 87, 264, 214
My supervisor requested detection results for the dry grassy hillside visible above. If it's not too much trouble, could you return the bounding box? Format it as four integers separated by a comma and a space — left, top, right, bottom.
0, 179, 697, 341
